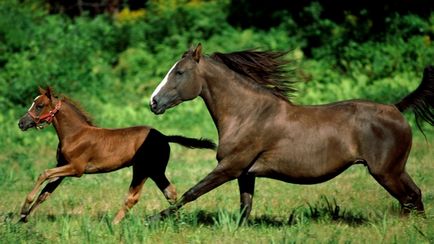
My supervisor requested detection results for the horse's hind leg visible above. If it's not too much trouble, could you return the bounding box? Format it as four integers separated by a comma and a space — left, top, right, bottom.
369, 158, 423, 215
237, 174, 255, 224
113, 169, 148, 224
399, 171, 424, 213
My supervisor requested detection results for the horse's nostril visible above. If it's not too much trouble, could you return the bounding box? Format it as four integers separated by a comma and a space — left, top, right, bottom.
151, 98, 158, 110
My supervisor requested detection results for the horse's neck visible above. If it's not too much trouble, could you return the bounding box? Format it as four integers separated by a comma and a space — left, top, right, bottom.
52, 102, 91, 142
199, 60, 282, 130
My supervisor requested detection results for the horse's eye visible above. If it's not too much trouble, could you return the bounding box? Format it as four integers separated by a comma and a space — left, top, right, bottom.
37, 103, 44, 109
176, 70, 184, 75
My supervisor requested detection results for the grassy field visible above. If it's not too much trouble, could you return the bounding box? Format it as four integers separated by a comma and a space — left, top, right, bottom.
0, 98, 433, 243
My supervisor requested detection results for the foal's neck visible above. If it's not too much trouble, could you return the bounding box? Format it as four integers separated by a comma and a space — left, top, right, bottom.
52, 100, 93, 142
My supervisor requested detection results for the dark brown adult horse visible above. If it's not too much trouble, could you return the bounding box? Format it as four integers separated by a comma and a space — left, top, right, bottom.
18, 87, 215, 224
149, 44, 433, 222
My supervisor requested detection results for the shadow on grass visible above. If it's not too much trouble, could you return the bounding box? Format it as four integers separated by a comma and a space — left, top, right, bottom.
287, 195, 368, 227
9, 194, 416, 229
166, 196, 369, 228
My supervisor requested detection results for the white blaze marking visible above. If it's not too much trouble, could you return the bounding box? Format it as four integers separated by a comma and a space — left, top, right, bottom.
28, 95, 42, 112
150, 61, 179, 103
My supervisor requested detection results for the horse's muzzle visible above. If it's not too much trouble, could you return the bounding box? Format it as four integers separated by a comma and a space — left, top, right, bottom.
150, 98, 166, 115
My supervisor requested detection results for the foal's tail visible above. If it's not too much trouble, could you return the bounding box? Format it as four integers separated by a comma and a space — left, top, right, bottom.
166, 135, 216, 150
395, 65, 434, 129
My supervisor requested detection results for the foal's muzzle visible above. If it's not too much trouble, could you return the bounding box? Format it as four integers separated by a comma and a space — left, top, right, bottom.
18, 114, 36, 131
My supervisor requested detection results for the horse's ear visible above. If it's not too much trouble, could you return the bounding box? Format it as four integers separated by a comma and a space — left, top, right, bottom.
192, 43, 202, 63
45, 86, 53, 99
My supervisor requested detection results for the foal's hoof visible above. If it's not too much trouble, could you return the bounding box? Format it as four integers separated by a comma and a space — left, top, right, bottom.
18, 215, 29, 223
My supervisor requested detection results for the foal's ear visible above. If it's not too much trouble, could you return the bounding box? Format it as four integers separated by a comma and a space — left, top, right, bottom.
45, 86, 53, 99
38, 86, 46, 95
192, 43, 202, 63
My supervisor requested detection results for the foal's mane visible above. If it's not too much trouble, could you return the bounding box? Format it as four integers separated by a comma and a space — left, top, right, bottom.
209, 50, 296, 102
60, 96, 95, 126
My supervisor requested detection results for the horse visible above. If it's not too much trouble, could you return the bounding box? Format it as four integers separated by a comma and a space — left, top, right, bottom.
149, 44, 433, 222
17, 86, 216, 224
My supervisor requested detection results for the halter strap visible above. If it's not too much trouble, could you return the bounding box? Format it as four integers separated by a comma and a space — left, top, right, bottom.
28, 100, 62, 125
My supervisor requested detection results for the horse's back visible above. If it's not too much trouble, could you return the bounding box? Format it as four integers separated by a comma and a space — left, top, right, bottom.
304, 99, 413, 159
303, 99, 410, 134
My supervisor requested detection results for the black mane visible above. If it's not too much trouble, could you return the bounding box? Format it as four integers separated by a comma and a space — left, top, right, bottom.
210, 50, 296, 102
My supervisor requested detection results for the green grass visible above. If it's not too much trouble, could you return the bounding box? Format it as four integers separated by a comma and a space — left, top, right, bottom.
1, 1, 433, 242
1, 99, 433, 243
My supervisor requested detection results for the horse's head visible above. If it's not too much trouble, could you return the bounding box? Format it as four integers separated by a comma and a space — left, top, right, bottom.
150, 43, 204, 114
18, 86, 61, 131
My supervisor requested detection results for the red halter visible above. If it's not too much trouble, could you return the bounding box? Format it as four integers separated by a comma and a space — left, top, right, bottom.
28, 100, 62, 125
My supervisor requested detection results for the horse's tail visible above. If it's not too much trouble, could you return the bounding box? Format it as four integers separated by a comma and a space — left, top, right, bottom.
395, 65, 434, 129
166, 135, 216, 150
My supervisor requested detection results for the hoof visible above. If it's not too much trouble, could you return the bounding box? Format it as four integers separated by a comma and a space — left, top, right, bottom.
18, 215, 28, 223
146, 208, 176, 223
146, 213, 163, 223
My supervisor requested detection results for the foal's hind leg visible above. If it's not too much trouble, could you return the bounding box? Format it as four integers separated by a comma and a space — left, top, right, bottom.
151, 174, 177, 204
113, 167, 148, 224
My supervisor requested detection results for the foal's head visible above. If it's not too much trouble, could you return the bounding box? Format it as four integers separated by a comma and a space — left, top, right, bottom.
150, 44, 204, 114
18, 87, 61, 131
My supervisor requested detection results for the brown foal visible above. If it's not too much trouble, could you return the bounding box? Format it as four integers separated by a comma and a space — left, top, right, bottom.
149, 44, 433, 222
18, 87, 215, 223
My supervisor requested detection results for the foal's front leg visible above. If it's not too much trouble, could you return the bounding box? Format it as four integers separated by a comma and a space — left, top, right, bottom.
19, 177, 65, 222
20, 164, 79, 217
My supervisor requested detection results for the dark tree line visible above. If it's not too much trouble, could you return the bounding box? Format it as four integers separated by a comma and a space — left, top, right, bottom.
227, 0, 433, 30
42, 0, 434, 25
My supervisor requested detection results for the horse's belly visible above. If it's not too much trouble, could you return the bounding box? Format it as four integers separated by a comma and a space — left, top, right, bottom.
247, 146, 357, 184
248, 162, 354, 184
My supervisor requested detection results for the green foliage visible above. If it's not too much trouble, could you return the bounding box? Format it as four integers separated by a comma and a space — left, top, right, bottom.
142, 0, 231, 49
1, 0, 432, 111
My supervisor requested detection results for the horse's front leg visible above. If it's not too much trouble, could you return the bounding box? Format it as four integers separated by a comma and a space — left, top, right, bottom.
153, 154, 254, 220
237, 174, 255, 224
20, 164, 79, 218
